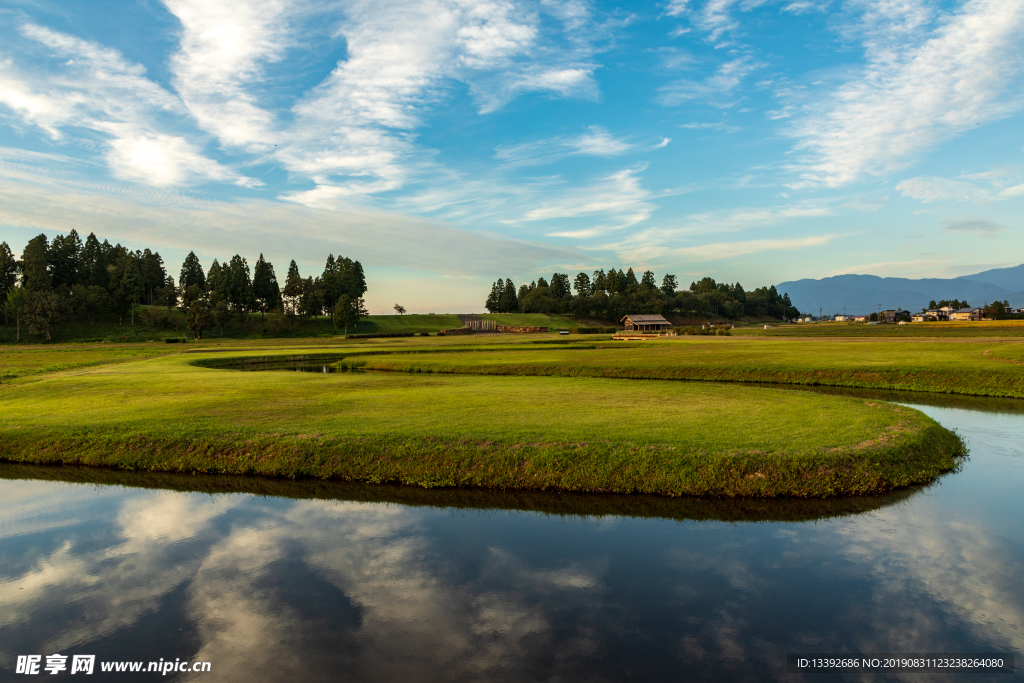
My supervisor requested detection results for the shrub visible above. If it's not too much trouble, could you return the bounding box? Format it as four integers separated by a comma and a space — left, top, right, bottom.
419, 331, 430, 336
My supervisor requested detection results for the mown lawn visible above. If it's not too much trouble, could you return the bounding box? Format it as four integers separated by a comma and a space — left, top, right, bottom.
0, 342, 963, 497
733, 320, 1024, 337
347, 337, 1024, 397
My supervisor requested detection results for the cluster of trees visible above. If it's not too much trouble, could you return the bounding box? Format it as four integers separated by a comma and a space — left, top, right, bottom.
928, 299, 971, 310
485, 268, 799, 321
0, 230, 368, 341
1, 231, 171, 341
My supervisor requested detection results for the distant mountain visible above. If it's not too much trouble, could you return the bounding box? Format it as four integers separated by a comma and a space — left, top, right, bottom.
955, 264, 1024, 292
776, 269, 1024, 315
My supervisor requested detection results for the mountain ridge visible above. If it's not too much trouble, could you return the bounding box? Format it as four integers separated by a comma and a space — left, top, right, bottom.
776, 267, 1024, 315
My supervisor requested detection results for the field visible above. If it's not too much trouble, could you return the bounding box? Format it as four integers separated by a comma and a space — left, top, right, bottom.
734, 320, 1024, 337
0, 333, 973, 497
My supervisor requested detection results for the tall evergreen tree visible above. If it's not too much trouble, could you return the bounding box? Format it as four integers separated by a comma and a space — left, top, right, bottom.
0, 242, 17, 324
573, 272, 592, 297
226, 255, 253, 325
49, 229, 82, 289
21, 235, 51, 292
282, 260, 303, 315
140, 250, 166, 304
80, 233, 109, 289
660, 274, 678, 296
624, 268, 638, 291
119, 253, 144, 326
640, 270, 657, 290
485, 280, 504, 313
550, 273, 571, 299
252, 254, 281, 319
499, 278, 518, 312
206, 259, 226, 301
179, 251, 206, 292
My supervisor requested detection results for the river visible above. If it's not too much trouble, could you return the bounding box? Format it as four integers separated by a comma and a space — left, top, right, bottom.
0, 397, 1021, 681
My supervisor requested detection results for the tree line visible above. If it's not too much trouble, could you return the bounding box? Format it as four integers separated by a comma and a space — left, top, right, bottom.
485, 268, 799, 321
0, 230, 367, 341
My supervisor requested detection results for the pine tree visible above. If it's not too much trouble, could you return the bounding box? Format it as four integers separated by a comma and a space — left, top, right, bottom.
21, 234, 51, 291
0, 242, 16, 324
283, 260, 302, 316
226, 255, 253, 326
49, 229, 82, 289
499, 278, 518, 312
573, 272, 592, 297
624, 268, 638, 291
179, 252, 206, 292
660, 274, 678, 296
252, 254, 281, 320
485, 280, 504, 313
80, 233, 109, 289
119, 253, 144, 326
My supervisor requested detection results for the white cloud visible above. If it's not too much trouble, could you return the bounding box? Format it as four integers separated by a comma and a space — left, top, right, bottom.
0, 24, 259, 188
494, 125, 633, 166
657, 56, 760, 106
507, 167, 656, 234
788, 0, 1024, 187
896, 176, 987, 202
163, 0, 292, 152
670, 234, 836, 260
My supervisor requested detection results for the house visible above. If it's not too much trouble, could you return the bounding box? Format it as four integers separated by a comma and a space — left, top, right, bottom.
950, 307, 984, 321
881, 309, 911, 323
852, 315, 868, 322
835, 315, 849, 322
620, 314, 672, 332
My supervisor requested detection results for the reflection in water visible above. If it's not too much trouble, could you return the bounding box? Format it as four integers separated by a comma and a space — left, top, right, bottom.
0, 402, 1022, 682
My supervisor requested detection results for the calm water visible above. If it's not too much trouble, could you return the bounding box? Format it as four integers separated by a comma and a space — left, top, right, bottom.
1, 400, 1022, 682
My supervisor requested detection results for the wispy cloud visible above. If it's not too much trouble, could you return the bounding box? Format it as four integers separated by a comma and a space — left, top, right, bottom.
941, 218, 1006, 235
494, 125, 634, 167
657, 56, 760, 106
788, 0, 1024, 187
671, 234, 837, 260
163, 0, 292, 152
0, 24, 260, 188
896, 177, 988, 203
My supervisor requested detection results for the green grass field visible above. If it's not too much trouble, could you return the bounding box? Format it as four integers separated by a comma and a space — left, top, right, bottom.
340, 337, 1024, 398
0, 337, 967, 497
734, 320, 1024, 337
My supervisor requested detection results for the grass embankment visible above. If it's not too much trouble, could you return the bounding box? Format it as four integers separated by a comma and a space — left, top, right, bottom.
351, 338, 1024, 398
0, 346, 962, 497
0, 344, 178, 382
733, 320, 1024, 337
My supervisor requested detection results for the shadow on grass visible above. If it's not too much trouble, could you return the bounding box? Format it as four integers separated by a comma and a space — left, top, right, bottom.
0, 461, 929, 524
758, 383, 1024, 414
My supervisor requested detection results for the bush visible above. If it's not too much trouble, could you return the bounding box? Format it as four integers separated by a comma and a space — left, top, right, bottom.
568, 327, 618, 334
419, 331, 430, 336
674, 324, 731, 336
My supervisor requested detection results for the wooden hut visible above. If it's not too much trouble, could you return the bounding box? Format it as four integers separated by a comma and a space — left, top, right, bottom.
620, 314, 672, 332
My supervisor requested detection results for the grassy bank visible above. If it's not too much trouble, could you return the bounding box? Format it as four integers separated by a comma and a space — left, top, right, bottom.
348, 337, 1024, 398
733, 320, 1024, 337
0, 347, 963, 497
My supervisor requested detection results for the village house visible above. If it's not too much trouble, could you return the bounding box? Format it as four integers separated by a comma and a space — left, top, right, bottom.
620, 314, 672, 332
881, 309, 911, 323
950, 307, 984, 321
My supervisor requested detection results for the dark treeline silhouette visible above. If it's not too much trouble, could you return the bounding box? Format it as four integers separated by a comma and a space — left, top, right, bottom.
486, 268, 799, 321
1, 230, 366, 341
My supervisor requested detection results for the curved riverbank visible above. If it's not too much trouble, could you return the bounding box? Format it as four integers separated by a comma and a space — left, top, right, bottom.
0, 352, 965, 497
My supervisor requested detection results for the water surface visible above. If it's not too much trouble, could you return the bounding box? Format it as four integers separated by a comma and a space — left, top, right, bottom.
1, 401, 1021, 681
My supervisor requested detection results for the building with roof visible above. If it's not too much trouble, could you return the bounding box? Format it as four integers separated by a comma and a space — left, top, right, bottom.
950, 307, 984, 321
620, 314, 672, 332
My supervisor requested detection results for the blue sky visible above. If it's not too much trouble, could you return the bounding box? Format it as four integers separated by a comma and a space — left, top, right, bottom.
0, 0, 1022, 312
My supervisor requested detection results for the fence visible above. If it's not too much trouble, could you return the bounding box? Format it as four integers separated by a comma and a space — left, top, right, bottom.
465, 319, 497, 331
496, 325, 548, 333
